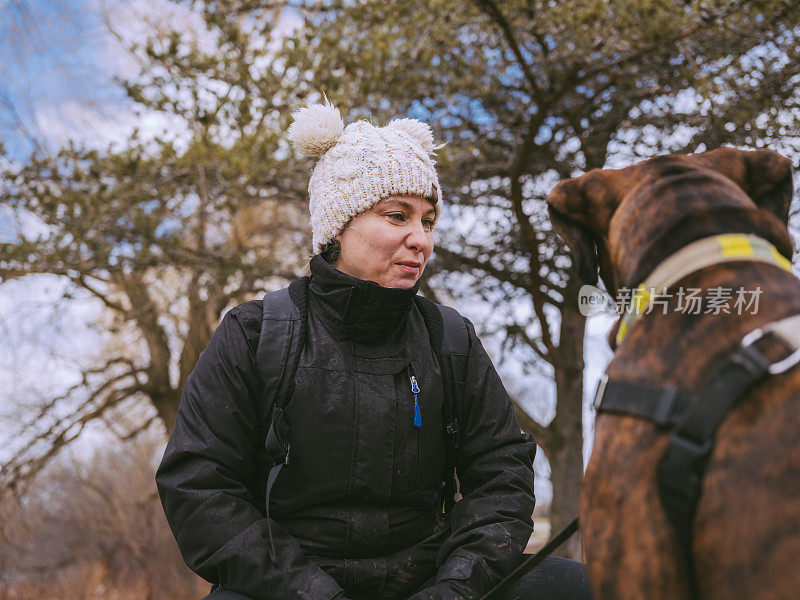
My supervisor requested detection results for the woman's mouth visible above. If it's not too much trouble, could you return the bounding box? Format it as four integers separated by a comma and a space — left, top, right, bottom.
396, 262, 421, 274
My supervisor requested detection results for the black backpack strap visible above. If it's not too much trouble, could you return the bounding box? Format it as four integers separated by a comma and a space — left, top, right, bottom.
258, 282, 301, 416
438, 304, 470, 509
437, 304, 470, 448
258, 276, 309, 561
414, 297, 471, 511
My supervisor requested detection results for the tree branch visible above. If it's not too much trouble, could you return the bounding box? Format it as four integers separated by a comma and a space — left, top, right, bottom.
506, 322, 550, 363
73, 275, 128, 313
435, 246, 534, 293
2, 363, 146, 494
512, 399, 548, 447
509, 119, 558, 361
473, 0, 543, 101
578, 0, 757, 84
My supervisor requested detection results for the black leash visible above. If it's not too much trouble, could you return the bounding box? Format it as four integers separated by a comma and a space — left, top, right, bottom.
479, 517, 580, 600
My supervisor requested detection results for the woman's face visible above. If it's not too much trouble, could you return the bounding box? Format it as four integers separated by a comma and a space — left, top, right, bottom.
335, 194, 437, 289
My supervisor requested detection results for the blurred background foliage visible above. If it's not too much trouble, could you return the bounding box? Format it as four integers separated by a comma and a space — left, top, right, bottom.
1, 0, 798, 595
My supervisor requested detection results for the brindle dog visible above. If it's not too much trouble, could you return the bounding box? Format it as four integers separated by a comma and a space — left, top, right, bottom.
546, 147, 800, 600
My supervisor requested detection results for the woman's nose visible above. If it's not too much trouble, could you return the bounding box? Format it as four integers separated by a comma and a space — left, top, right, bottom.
406, 220, 432, 253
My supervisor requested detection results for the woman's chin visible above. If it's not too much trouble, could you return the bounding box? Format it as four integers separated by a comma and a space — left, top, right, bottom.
381, 276, 417, 289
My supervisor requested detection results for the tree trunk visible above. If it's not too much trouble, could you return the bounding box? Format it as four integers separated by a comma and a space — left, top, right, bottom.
154, 391, 181, 434
547, 424, 583, 560
549, 298, 586, 560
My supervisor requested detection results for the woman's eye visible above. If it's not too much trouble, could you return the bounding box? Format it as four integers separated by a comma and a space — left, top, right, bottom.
387, 212, 406, 222
423, 219, 436, 231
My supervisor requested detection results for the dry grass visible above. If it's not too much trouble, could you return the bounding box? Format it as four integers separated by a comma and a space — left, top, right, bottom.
0, 561, 209, 599
0, 561, 208, 600
0, 434, 210, 600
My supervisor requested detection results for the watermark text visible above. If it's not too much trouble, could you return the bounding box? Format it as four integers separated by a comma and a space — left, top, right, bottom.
578, 285, 762, 317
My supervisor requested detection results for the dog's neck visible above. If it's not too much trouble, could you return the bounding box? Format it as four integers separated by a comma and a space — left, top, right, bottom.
619, 206, 793, 290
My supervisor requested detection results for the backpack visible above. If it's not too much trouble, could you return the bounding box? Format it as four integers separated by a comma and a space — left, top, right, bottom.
255, 277, 470, 560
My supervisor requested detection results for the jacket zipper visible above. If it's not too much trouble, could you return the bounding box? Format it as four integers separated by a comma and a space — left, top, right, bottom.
408, 362, 422, 489
410, 372, 422, 427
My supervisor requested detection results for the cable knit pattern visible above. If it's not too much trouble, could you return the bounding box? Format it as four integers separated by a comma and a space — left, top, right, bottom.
288, 101, 442, 253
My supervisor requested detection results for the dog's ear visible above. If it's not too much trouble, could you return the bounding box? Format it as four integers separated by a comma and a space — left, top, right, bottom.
547, 181, 599, 285
740, 149, 793, 226
699, 147, 794, 225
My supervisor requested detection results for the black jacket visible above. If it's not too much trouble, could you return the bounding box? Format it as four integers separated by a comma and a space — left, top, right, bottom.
156, 257, 537, 600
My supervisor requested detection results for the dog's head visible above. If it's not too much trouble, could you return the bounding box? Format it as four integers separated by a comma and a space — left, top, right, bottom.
546, 148, 794, 292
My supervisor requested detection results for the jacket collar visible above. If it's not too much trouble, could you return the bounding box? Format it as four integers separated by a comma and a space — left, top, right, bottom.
308, 255, 420, 344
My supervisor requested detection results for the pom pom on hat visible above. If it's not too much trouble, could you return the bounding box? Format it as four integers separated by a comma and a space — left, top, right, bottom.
386, 118, 436, 154
288, 99, 344, 158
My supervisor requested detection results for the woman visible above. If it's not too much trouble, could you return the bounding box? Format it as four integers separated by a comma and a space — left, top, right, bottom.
156, 101, 592, 600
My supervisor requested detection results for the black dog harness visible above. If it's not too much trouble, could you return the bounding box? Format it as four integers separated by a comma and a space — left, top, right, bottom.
597, 315, 800, 551
595, 234, 800, 594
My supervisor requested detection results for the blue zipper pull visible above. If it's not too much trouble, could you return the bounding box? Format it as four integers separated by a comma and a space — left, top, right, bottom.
410, 375, 422, 427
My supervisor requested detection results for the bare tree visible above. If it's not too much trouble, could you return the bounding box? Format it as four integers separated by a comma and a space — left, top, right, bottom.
0, 3, 313, 490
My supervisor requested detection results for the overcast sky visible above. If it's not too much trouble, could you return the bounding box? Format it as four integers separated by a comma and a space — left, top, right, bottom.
0, 0, 203, 464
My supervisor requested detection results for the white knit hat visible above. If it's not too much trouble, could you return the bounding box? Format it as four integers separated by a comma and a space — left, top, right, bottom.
287, 99, 442, 253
